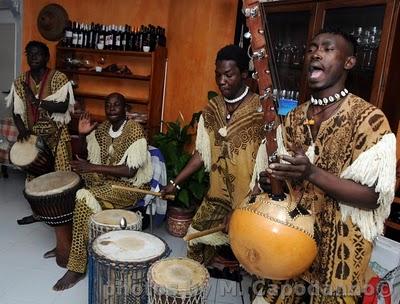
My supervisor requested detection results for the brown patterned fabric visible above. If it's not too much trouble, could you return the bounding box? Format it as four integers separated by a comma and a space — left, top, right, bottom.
256, 94, 392, 303
13, 70, 72, 173
188, 94, 264, 263
67, 120, 150, 273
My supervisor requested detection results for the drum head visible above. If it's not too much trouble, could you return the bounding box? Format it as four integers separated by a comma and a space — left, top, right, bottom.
150, 257, 209, 295
25, 171, 80, 196
91, 209, 140, 226
93, 230, 166, 263
10, 135, 38, 166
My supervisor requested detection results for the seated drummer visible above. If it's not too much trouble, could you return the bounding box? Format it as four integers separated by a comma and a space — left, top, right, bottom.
53, 92, 152, 291
5, 41, 74, 225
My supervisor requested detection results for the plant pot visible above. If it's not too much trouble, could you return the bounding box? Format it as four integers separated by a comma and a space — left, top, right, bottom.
166, 205, 196, 237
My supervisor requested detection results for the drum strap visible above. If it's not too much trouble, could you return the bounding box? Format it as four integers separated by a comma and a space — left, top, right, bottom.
25, 68, 50, 128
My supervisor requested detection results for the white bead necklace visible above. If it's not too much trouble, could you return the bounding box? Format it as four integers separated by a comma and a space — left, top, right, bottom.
109, 120, 127, 139
224, 86, 249, 104
311, 88, 349, 106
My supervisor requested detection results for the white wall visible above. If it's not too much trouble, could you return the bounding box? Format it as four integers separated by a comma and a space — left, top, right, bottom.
0, 6, 22, 118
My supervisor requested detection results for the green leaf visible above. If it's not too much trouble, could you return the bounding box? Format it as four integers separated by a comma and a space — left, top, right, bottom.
177, 189, 190, 208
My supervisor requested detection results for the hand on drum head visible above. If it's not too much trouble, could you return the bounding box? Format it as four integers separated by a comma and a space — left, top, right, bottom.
71, 155, 96, 174
17, 127, 32, 142
78, 112, 98, 135
267, 145, 313, 182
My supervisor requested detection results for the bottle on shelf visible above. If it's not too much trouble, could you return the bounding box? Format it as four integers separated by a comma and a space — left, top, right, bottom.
62, 20, 167, 52
63, 20, 73, 47
72, 21, 78, 48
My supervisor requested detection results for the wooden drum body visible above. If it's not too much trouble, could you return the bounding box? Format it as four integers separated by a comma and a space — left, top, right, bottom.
229, 193, 318, 280
23, 171, 81, 267
148, 257, 209, 304
89, 209, 142, 243
10, 135, 54, 176
89, 230, 170, 304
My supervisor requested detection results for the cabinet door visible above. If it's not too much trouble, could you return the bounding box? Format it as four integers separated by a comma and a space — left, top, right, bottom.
261, 3, 316, 103
315, 0, 394, 106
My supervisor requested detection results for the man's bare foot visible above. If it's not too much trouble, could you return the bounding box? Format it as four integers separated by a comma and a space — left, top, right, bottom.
43, 248, 56, 259
53, 271, 85, 291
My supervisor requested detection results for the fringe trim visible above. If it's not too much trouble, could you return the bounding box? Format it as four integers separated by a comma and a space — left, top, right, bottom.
86, 131, 101, 164
195, 115, 211, 172
45, 82, 75, 124
6, 83, 25, 117
118, 138, 152, 186
186, 225, 229, 246
340, 133, 396, 241
5, 81, 75, 124
76, 189, 102, 213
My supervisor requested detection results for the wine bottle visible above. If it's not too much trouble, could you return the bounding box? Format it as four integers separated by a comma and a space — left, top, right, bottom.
72, 21, 78, 48
64, 20, 73, 47
121, 25, 127, 51
77, 23, 84, 48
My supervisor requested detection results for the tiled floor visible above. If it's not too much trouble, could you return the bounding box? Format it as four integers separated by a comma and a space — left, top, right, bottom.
0, 168, 252, 303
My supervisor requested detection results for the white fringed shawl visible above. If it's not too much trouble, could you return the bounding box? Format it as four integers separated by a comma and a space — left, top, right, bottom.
86, 130, 152, 187
339, 133, 396, 241
195, 114, 211, 172
5, 81, 75, 124
251, 126, 396, 241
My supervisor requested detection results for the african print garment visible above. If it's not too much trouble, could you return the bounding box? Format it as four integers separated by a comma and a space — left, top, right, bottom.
252, 94, 396, 303
67, 119, 152, 273
5, 70, 75, 172
187, 94, 264, 264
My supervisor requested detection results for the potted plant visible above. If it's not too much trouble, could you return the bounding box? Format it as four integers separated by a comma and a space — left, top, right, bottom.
152, 111, 209, 237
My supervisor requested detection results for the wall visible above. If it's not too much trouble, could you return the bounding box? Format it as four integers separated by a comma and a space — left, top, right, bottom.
164, 0, 238, 123
22, 0, 238, 124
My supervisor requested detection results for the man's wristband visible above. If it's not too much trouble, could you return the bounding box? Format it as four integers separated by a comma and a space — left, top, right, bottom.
169, 179, 181, 190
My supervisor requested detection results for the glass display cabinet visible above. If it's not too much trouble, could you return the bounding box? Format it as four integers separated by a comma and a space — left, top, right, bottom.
241, 0, 400, 131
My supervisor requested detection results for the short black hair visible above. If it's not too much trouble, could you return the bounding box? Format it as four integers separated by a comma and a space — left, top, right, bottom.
25, 40, 50, 58
216, 44, 249, 72
106, 92, 126, 105
315, 28, 358, 56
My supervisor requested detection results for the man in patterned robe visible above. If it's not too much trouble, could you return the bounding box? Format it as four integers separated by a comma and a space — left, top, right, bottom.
253, 30, 396, 304
53, 92, 152, 290
5, 40, 74, 224
162, 45, 264, 264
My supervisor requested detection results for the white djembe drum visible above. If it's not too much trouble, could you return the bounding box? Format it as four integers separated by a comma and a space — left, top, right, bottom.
147, 257, 210, 304
10, 135, 54, 176
88, 230, 170, 304
89, 209, 142, 243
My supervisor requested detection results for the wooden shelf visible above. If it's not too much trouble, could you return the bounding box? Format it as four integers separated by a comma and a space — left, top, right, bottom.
57, 46, 153, 57
74, 92, 148, 104
59, 69, 151, 81
385, 220, 400, 231
393, 196, 400, 205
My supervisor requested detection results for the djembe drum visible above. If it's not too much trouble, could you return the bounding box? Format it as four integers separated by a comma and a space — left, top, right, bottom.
9, 135, 54, 176
89, 230, 170, 304
89, 209, 142, 243
147, 257, 210, 304
23, 171, 81, 267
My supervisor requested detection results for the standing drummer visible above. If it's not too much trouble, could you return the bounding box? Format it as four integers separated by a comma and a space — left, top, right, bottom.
5, 40, 75, 226
253, 30, 396, 303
